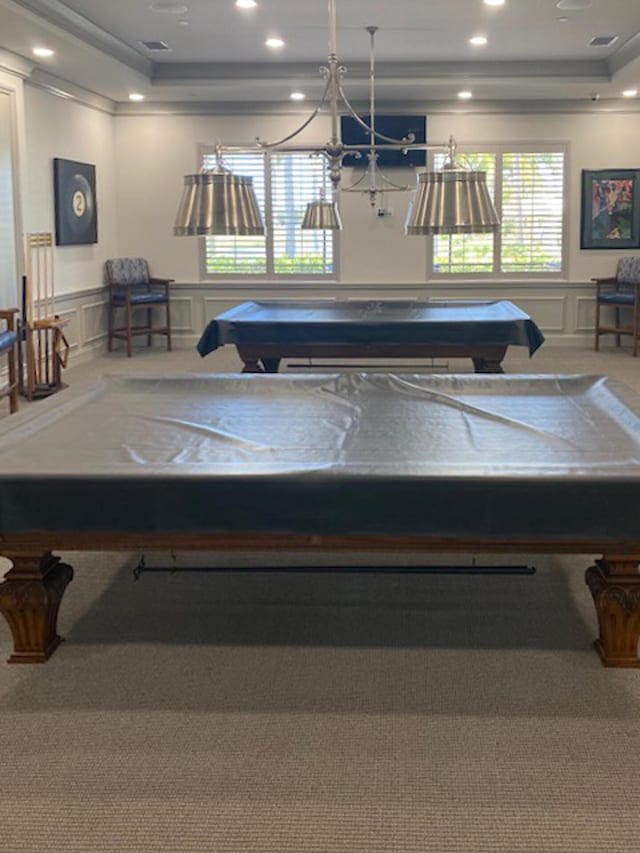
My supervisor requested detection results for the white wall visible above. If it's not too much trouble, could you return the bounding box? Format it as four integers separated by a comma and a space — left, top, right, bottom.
0, 91, 17, 307
23, 85, 118, 296
113, 109, 640, 286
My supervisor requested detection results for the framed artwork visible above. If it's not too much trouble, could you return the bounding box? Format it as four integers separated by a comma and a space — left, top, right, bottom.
53, 158, 98, 245
581, 168, 640, 249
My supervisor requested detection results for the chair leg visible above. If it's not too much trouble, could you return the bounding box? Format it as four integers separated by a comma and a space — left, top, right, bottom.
594, 299, 601, 351
166, 300, 172, 352
108, 302, 114, 352
7, 343, 17, 413
126, 301, 133, 358
633, 300, 639, 358
615, 307, 621, 348
147, 308, 152, 348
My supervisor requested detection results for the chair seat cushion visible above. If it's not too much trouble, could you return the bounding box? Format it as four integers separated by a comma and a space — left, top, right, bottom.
597, 292, 636, 306
0, 330, 17, 352
113, 293, 168, 307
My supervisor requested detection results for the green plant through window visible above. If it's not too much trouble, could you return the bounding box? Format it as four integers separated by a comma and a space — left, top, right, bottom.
432, 149, 565, 276
203, 150, 335, 277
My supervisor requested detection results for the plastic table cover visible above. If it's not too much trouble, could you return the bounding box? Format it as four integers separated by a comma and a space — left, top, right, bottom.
0, 372, 638, 541
197, 300, 545, 357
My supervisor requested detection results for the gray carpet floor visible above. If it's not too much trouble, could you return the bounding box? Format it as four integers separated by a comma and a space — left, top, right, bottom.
1, 338, 639, 851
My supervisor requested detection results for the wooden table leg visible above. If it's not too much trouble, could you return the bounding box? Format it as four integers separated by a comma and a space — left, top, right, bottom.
0, 551, 74, 663
585, 555, 640, 668
471, 357, 504, 373
261, 357, 281, 373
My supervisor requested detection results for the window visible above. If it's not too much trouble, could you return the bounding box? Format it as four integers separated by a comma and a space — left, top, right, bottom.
202, 149, 336, 279
431, 146, 566, 278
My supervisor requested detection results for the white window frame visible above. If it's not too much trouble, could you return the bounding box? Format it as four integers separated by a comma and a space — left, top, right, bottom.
427, 142, 569, 281
199, 145, 339, 282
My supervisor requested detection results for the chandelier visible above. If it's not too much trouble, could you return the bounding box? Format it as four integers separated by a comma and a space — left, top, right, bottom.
174, 0, 500, 238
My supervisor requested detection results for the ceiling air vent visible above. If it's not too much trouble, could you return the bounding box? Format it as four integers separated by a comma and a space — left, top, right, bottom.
588, 36, 619, 47
138, 40, 171, 51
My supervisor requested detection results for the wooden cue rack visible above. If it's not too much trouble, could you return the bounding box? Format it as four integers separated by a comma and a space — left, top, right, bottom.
22, 232, 69, 400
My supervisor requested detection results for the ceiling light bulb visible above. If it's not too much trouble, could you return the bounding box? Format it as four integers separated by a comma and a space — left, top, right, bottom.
265, 37, 285, 48
236, 0, 257, 7
622, 89, 638, 98
129, 93, 145, 101
290, 91, 305, 101
33, 47, 54, 58
557, 0, 591, 9
469, 36, 487, 46
149, 2, 188, 13
458, 90, 473, 100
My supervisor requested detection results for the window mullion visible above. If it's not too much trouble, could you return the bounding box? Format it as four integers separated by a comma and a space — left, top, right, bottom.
264, 152, 274, 276
494, 151, 503, 274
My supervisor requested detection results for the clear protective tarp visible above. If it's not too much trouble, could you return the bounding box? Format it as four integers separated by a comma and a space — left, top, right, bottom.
0, 373, 638, 541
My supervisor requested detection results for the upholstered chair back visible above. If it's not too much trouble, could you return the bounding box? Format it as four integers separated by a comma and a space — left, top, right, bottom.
615, 256, 640, 288
106, 258, 150, 286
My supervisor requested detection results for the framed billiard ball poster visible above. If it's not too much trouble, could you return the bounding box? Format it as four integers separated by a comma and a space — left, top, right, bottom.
53, 158, 98, 245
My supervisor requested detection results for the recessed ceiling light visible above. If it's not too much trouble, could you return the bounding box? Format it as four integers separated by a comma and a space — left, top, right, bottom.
265, 37, 285, 49
33, 47, 54, 58
622, 89, 638, 98
236, 0, 257, 8
557, 16, 569, 22
129, 93, 145, 101
484, 0, 505, 6
290, 91, 305, 101
557, 0, 591, 9
178, 19, 190, 26
149, 2, 189, 13
469, 35, 487, 46
458, 90, 473, 100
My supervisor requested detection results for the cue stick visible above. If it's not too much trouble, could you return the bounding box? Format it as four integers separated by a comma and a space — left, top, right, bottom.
133, 558, 536, 581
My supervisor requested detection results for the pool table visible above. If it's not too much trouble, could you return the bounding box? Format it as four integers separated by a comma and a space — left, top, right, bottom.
0, 372, 638, 667
197, 299, 545, 373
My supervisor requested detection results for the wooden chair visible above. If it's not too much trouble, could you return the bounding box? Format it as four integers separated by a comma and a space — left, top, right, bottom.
593, 256, 640, 357
105, 258, 173, 357
0, 308, 19, 414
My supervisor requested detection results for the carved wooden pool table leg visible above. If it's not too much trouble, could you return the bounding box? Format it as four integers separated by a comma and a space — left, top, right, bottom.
586, 556, 640, 668
471, 356, 504, 373
0, 551, 74, 663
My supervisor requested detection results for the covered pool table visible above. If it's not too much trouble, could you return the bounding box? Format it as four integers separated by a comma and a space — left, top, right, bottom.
0, 372, 639, 667
197, 299, 545, 373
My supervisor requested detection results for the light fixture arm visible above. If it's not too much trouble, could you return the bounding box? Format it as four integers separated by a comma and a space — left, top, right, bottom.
254, 76, 332, 149
174, 0, 500, 237
342, 25, 413, 205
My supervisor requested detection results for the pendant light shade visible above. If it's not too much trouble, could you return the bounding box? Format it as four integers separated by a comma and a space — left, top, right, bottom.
301, 198, 343, 230
174, 168, 265, 236
405, 168, 499, 235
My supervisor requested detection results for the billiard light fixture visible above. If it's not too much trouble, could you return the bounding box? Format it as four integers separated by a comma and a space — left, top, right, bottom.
173, 0, 499, 237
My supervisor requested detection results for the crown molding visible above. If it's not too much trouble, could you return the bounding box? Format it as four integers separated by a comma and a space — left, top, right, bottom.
114, 98, 640, 117
27, 68, 115, 113
0, 45, 35, 77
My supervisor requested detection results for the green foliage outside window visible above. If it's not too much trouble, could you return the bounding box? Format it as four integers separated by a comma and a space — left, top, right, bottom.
433, 149, 564, 275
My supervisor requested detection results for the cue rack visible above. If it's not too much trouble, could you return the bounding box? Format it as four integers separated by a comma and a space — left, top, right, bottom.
21, 232, 69, 400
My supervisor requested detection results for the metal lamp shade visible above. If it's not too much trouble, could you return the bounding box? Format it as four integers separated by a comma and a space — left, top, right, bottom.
405, 169, 500, 235
174, 170, 265, 236
301, 199, 343, 230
